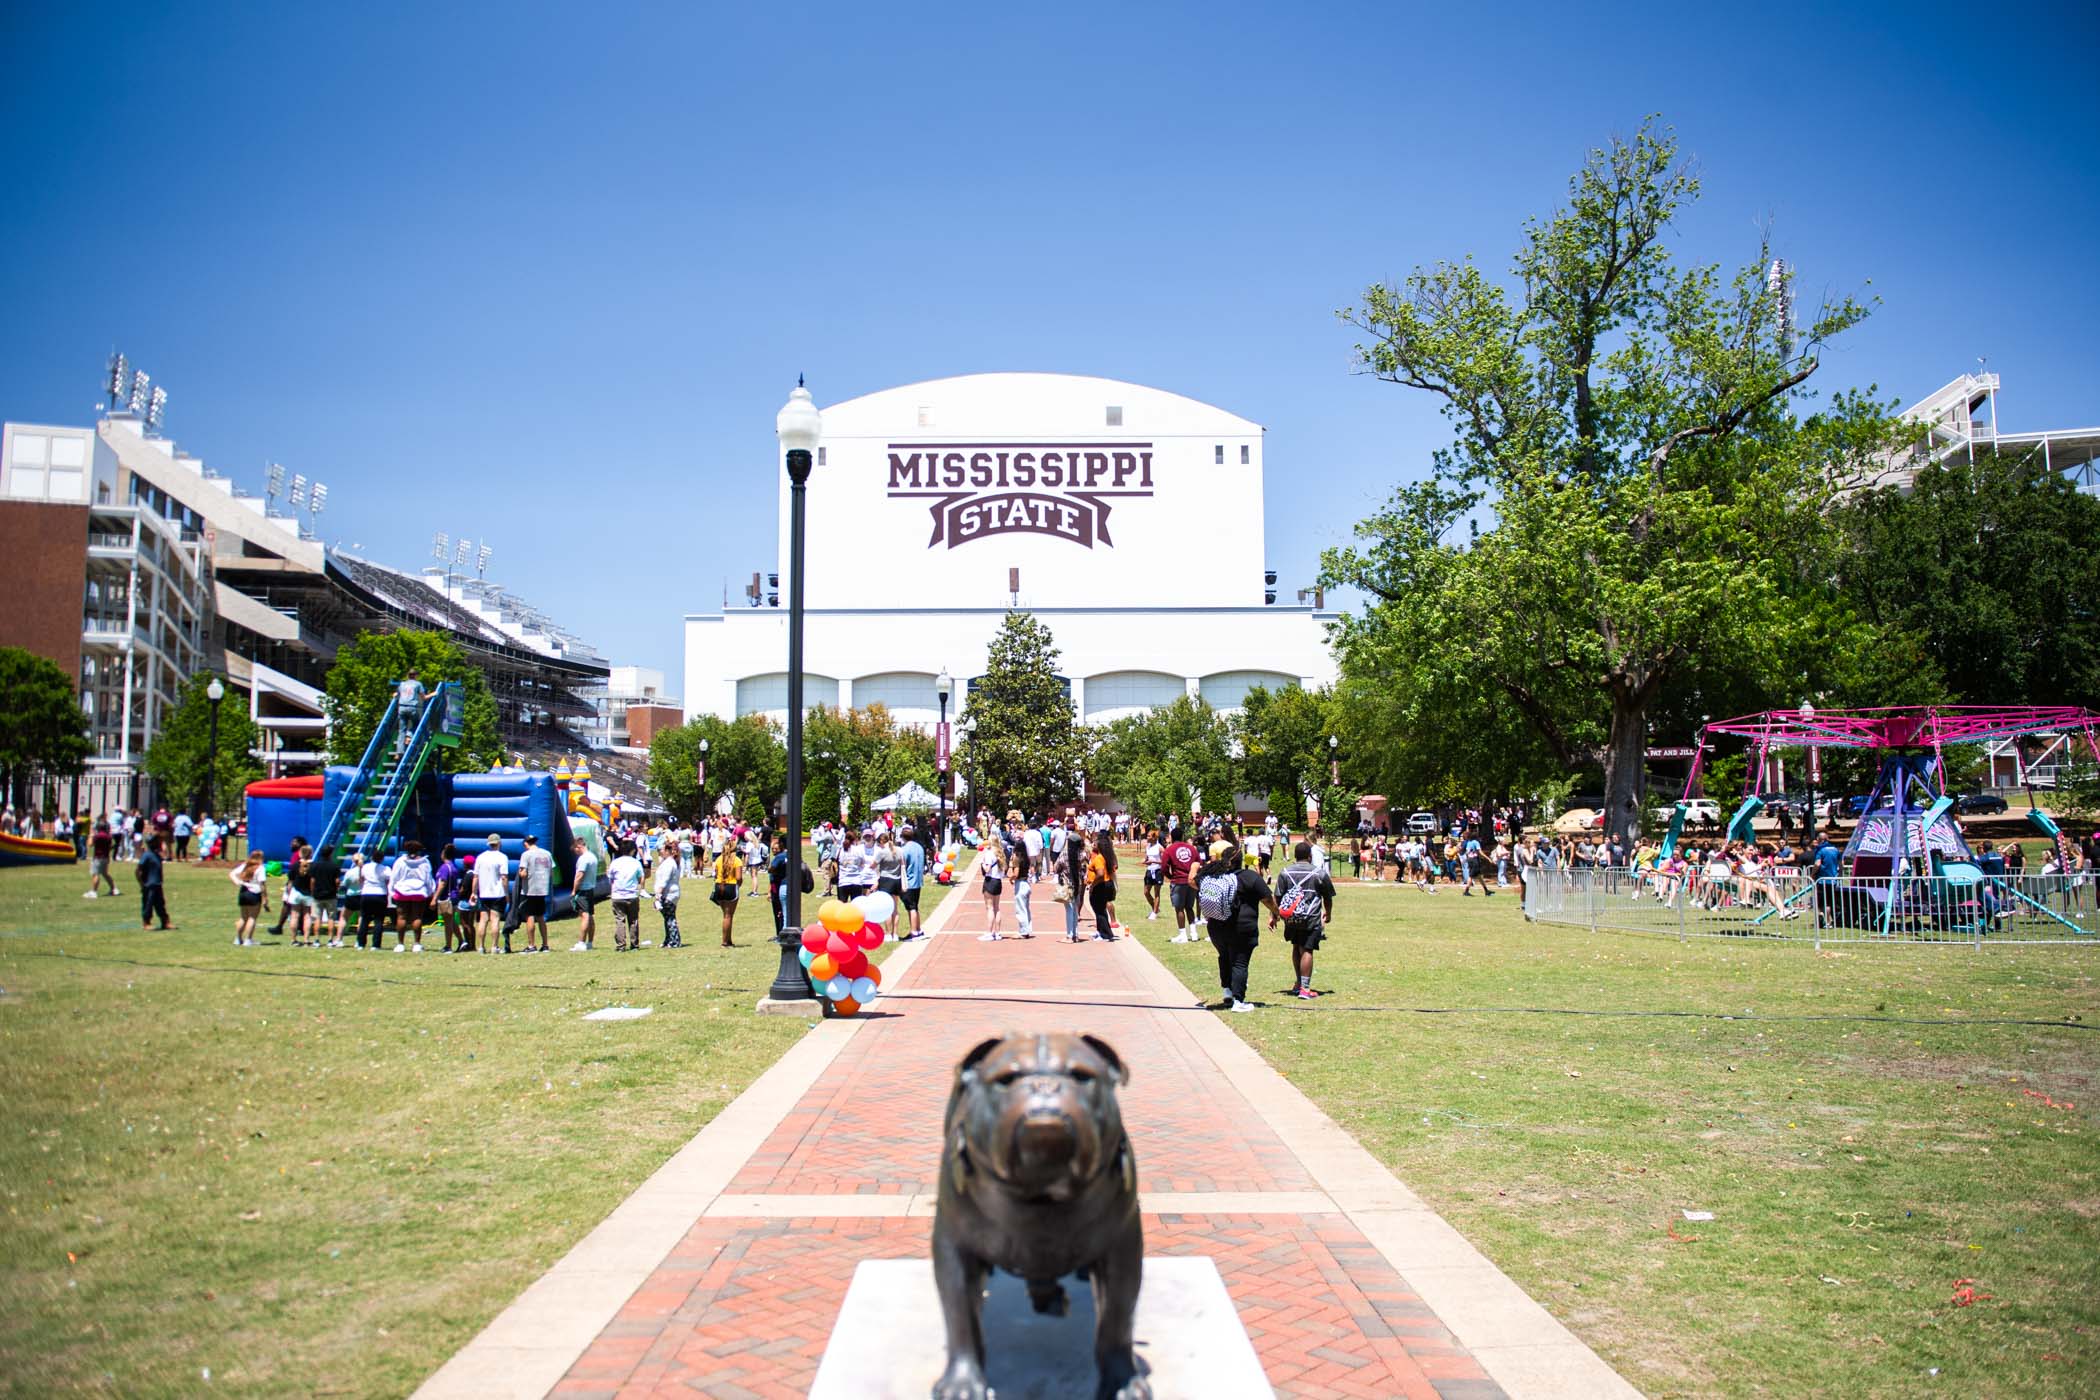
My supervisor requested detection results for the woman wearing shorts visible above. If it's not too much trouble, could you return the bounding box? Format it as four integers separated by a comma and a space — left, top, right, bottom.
1142, 828, 1164, 921
388, 840, 435, 952
975, 839, 1006, 941
711, 844, 744, 947
875, 831, 905, 903
1086, 831, 1119, 941
228, 852, 268, 946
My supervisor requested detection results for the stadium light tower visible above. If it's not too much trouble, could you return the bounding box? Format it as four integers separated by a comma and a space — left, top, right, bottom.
146, 385, 168, 430
107, 353, 129, 410
128, 371, 150, 416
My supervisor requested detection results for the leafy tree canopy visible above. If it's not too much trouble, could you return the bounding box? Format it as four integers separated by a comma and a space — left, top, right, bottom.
1234, 684, 1339, 825
961, 612, 1087, 813
142, 673, 264, 816
322, 630, 503, 773
0, 646, 93, 808
1324, 117, 1901, 842
801, 704, 937, 826
649, 713, 785, 824
1090, 695, 1236, 826
1834, 452, 2100, 711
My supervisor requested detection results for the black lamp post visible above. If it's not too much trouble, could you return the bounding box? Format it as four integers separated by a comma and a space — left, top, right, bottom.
204, 676, 225, 816
962, 714, 978, 829
764, 380, 822, 1010
696, 736, 709, 817
935, 668, 952, 848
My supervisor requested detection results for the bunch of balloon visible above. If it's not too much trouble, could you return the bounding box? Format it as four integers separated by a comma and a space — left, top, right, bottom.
937, 843, 958, 886
796, 892, 895, 1015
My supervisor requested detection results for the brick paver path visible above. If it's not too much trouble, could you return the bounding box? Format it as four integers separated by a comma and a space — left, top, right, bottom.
543, 884, 1521, 1400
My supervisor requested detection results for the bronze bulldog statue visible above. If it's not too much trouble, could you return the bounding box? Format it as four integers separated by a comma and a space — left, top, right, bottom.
931, 1032, 1148, 1400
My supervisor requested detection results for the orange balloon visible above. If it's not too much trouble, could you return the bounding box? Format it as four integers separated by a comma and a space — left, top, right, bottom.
863, 964, 881, 988
809, 953, 838, 982
833, 996, 860, 1016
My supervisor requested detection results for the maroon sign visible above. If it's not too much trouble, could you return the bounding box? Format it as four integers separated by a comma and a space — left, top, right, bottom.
936, 721, 950, 774
887, 442, 1155, 551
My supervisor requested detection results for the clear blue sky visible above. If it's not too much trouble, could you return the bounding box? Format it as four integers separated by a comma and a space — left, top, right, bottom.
4, 1, 2095, 682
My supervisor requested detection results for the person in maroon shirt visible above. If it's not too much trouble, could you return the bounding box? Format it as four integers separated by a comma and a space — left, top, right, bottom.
1161, 829, 1200, 943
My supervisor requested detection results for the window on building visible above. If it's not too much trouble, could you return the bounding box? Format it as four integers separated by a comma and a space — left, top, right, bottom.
1199, 670, 1299, 711
817, 447, 826, 465
917, 405, 932, 427
1106, 405, 1123, 426
1082, 671, 1184, 722
1240, 444, 1250, 464
1214, 445, 1224, 465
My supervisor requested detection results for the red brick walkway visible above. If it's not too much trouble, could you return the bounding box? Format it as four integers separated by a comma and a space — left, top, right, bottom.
552, 886, 1509, 1399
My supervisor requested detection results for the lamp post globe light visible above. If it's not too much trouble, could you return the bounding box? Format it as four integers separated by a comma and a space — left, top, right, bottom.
935, 669, 953, 848
762, 380, 823, 1014
205, 676, 226, 816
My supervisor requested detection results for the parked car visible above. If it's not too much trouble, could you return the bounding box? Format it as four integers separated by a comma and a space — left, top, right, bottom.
1954, 792, 2009, 815
1405, 811, 1438, 834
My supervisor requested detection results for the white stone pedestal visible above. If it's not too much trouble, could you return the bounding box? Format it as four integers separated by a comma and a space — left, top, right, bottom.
808, 1256, 1273, 1399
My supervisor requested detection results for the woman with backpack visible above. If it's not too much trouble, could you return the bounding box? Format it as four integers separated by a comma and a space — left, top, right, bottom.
1194, 837, 1278, 1013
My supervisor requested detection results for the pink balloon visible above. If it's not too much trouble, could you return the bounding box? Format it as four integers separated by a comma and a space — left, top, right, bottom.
801, 923, 828, 953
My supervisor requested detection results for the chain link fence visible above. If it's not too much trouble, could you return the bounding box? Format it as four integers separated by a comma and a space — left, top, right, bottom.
1522, 865, 2099, 946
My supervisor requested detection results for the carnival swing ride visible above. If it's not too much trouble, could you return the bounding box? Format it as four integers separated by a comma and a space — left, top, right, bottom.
1660, 706, 2099, 936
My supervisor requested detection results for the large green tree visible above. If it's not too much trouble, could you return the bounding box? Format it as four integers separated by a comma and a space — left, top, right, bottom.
322, 630, 503, 772
960, 612, 1087, 813
142, 674, 265, 815
1834, 452, 2100, 710
649, 713, 786, 824
1325, 119, 1898, 843
1090, 695, 1237, 824
0, 646, 93, 810
800, 705, 939, 825
1233, 684, 1337, 825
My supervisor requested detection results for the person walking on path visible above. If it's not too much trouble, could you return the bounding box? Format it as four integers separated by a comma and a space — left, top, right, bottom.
1055, 815, 1085, 941
608, 842, 646, 951
571, 838, 601, 951
137, 834, 170, 930
1008, 819, 1035, 939
474, 836, 509, 954
229, 851, 269, 946
652, 843, 682, 949
516, 833, 554, 953
1086, 830, 1119, 940
85, 820, 117, 899
975, 837, 1006, 941
1273, 840, 1337, 1000
172, 810, 192, 862
710, 841, 744, 946
1141, 827, 1164, 922
1162, 827, 1199, 943
1196, 837, 1277, 1013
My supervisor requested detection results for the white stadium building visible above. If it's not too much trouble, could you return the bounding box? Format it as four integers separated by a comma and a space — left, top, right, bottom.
683, 373, 1338, 729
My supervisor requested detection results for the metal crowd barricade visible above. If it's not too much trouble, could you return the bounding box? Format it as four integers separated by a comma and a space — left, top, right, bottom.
1523, 866, 2099, 947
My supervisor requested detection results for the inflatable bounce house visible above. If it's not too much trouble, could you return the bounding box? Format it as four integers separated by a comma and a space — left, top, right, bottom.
243, 680, 596, 917
0, 830, 78, 868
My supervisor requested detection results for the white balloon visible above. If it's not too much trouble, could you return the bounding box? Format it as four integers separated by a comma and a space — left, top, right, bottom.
855, 891, 896, 926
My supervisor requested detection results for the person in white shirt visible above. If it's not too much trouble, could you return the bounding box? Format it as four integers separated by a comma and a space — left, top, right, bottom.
516, 834, 554, 952
473, 835, 509, 955
653, 846, 682, 949
387, 840, 435, 952
570, 839, 601, 951
606, 844, 646, 952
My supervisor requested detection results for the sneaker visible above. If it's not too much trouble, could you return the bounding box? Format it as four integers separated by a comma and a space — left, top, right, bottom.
393, 945, 406, 954
571, 943, 589, 952
83, 891, 98, 899
1232, 999, 1257, 1013
1297, 987, 1318, 1000
978, 932, 1002, 941
1146, 912, 1158, 921
412, 943, 424, 953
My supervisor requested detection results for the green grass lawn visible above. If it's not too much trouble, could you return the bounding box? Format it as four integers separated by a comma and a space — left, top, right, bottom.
0, 856, 942, 1397
1126, 880, 2099, 1399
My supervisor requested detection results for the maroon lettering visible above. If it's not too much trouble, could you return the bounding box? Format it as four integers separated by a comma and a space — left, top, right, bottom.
887, 452, 923, 489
